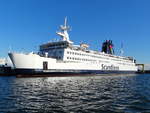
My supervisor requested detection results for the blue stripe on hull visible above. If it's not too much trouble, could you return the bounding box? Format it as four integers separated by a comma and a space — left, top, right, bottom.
15, 69, 137, 77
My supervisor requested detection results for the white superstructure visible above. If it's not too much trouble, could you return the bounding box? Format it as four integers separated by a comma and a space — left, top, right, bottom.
9, 18, 137, 75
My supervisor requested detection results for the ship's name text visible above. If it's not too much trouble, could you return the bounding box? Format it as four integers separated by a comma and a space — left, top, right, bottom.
101, 64, 119, 70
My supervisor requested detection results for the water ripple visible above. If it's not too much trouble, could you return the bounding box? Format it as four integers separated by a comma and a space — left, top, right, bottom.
0, 74, 150, 113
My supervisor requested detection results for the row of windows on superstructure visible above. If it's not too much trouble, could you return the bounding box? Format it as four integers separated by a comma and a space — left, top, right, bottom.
66, 56, 134, 66
67, 51, 108, 59
117, 62, 135, 66
67, 51, 89, 56
67, 57, 96, 62
67, 51, 133, 63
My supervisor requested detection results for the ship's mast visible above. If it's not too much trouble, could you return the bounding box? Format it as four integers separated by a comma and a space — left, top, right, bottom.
56, 17, 73, 43
64, 17, 67, 28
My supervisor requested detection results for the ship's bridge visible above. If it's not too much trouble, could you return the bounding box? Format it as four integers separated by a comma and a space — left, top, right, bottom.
40, 41, 72, 51
39, 41, 73, 60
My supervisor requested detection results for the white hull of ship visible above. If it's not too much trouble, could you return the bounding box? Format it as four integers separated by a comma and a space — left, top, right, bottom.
9, 53, 137, 75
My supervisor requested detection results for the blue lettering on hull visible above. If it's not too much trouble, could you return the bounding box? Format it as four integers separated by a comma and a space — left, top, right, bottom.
101, 64, 119, 70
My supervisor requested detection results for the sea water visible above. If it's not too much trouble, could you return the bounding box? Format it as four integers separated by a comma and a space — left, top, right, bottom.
0, 74, 150, 113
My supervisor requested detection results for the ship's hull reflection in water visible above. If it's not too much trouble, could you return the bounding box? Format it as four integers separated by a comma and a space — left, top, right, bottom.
0, 74, 150, 113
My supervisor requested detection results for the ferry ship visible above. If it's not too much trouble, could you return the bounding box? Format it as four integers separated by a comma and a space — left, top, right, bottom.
8, 18, 137, 75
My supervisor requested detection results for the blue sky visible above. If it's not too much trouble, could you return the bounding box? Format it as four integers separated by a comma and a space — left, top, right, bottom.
0, 0, 150, 63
